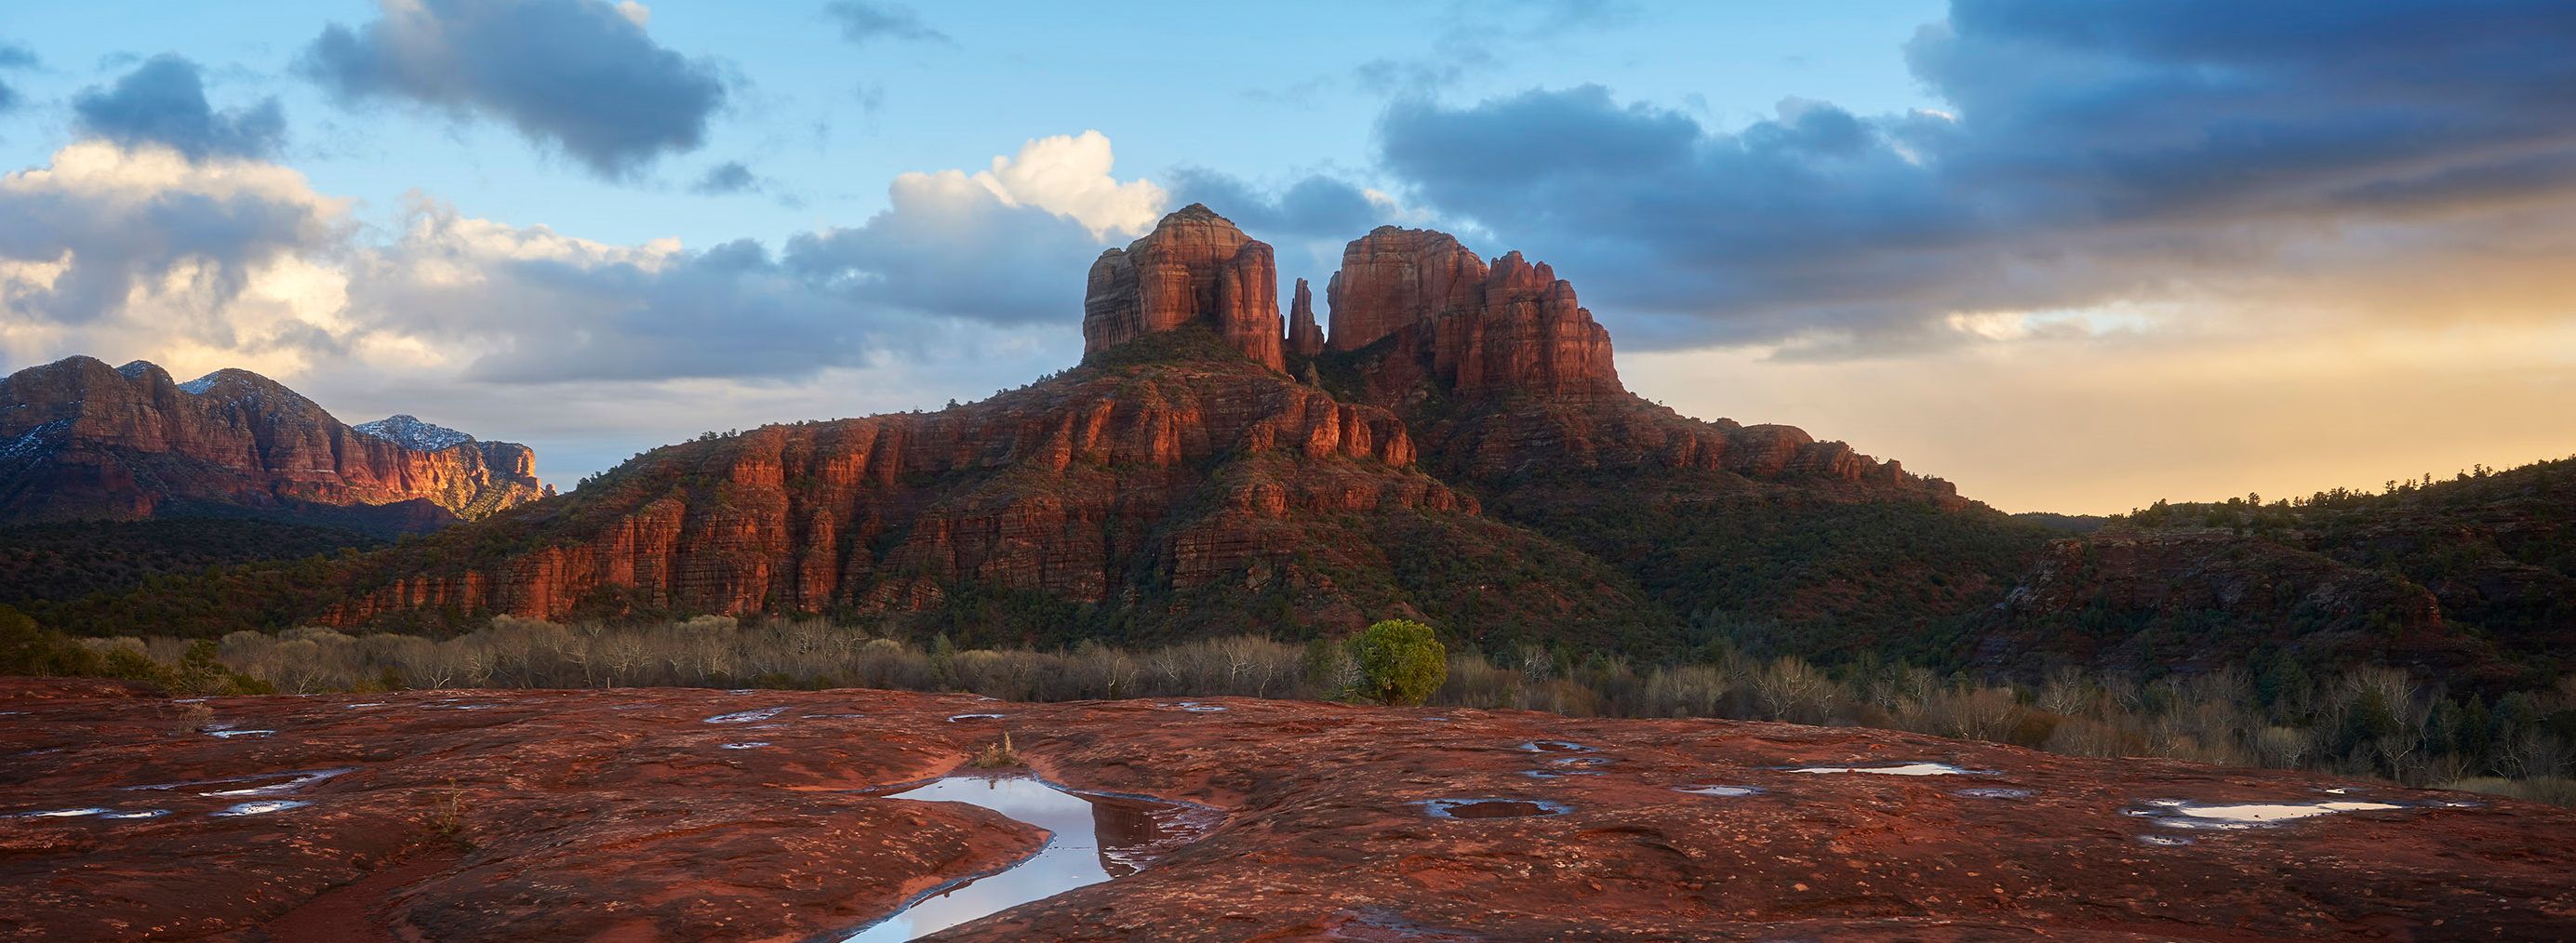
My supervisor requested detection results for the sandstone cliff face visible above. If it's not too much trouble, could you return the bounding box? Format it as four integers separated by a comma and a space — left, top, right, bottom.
1285, 277, 1324, 359
330, 354, 1462, 625
0, 357, 545, 529
1083, 205, 1284, 372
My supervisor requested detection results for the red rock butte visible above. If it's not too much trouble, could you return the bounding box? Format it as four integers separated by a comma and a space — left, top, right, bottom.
0, 356, 546, 528
1083, 203, 1286, 372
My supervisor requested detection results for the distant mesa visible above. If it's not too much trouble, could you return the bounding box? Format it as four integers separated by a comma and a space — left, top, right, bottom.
0, 356, 547, 531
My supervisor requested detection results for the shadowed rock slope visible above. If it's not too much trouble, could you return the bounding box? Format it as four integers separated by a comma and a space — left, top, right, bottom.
1978, 457, 2576, 691
0, 357, 546, 534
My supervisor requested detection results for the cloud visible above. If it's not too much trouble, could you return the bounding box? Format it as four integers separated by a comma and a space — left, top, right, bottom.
300, 0, 727, 178
783, 132, 1168, 325
918, 130, 1167, 240
72, 55, 287, 160
0, 141, 346, 363
1353, 0, 1639, 96
689, 160, 757, 195
1163, 168, 1385, 240
0, 43, 31, 113
1372, 0, 2576, 354
823, 1, 951, 46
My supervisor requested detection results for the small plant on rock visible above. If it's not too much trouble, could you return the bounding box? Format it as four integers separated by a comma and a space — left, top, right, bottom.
971, 732, 1021, 768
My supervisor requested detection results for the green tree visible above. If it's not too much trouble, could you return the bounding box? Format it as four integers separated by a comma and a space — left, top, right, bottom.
1350, 618, 1447, 706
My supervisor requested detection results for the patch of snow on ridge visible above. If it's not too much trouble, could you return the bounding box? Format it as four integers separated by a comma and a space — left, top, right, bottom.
354, 414, 475, 451
176, 374, 220, 394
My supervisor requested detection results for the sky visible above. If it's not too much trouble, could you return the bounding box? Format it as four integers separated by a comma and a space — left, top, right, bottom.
1, 0, 2570, 514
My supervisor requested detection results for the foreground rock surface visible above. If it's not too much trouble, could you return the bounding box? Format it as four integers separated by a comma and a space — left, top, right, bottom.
3, 679, 2570, 941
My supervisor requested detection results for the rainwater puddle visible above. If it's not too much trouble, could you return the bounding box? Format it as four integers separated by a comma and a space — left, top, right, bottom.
1785, 763, 1990, 777
211, 800, 308, 817
7, 806, 168, 820
1955, 788, 2034, 800
946, 713, 1007, 723
127, 767, 353, 798
1675, 785, 1764, 797
2123, 798, 2415, 830
719, 742, 769, 750
1419, 798, 1571, 820
1162, 702, 1227, 713
1517, 740, 1595, 753
1520, 769, 1598, 779
206, 729, 276, 739
704, 707, 787, 724
838, 776, 1213, 942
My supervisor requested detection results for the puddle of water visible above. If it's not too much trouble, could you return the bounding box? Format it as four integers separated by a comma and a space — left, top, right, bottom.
1545, 756, 1614, 768
2138, 833, 2196, 846
1516, 740, 1595, 753
8, 807, 110, 818
211, 800, 309, 817
127, 767, 354, 797
1955, 788, 2034, 800
720, 742, 770, 750
344, 702, 388, 709
805, 712, 869, 719
1520, 769, 1599, 778
207, 729, 276, 739
1785, 763, 1990, 777
199, 768, 355, 798
947, 713, 1007, 723
704, 707, 787, 724
838, 776, 1207, 942
1675, 785, 1764, 797
1419, 798, 1572, 820
2125, 798, 2411, 830
1163, 702, 1227, 713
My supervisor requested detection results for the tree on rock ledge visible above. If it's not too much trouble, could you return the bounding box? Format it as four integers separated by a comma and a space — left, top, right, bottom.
1352, 618, 1447, 707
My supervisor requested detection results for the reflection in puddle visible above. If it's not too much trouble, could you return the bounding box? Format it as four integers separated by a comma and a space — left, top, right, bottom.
2138, 833, 2196, 846
1675, 785, 1763, 797
720, 742, 769, 750
2123, 798, 2413, 830
1520, 769, 1598, 778
840, 777, 1211, 942
947, 713, 1007, 723
1419, 798, 1572, 819
207, 729, 276, 739
1786, 763, 1990, 777
1516, 741, 1595, 753
705, 708, 787, 724
1162, 702, 1228, 713
1955, 788, 2033, 800
211, 800, 309, 817
127, 767, 353, 798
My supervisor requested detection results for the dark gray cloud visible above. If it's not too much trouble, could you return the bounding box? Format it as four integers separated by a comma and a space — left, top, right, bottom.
72, 55, 286, 159
300, 0, 727, 178
1373, 0, 2576, 353
1163, 168, 1383, 240
690, 161, 757, 195
823, 2, 951, 46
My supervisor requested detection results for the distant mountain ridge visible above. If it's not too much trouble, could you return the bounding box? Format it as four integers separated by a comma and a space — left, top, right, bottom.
0, 357, 549, 532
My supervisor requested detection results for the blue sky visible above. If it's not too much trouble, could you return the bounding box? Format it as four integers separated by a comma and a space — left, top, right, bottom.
3, 1, 2571, 512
